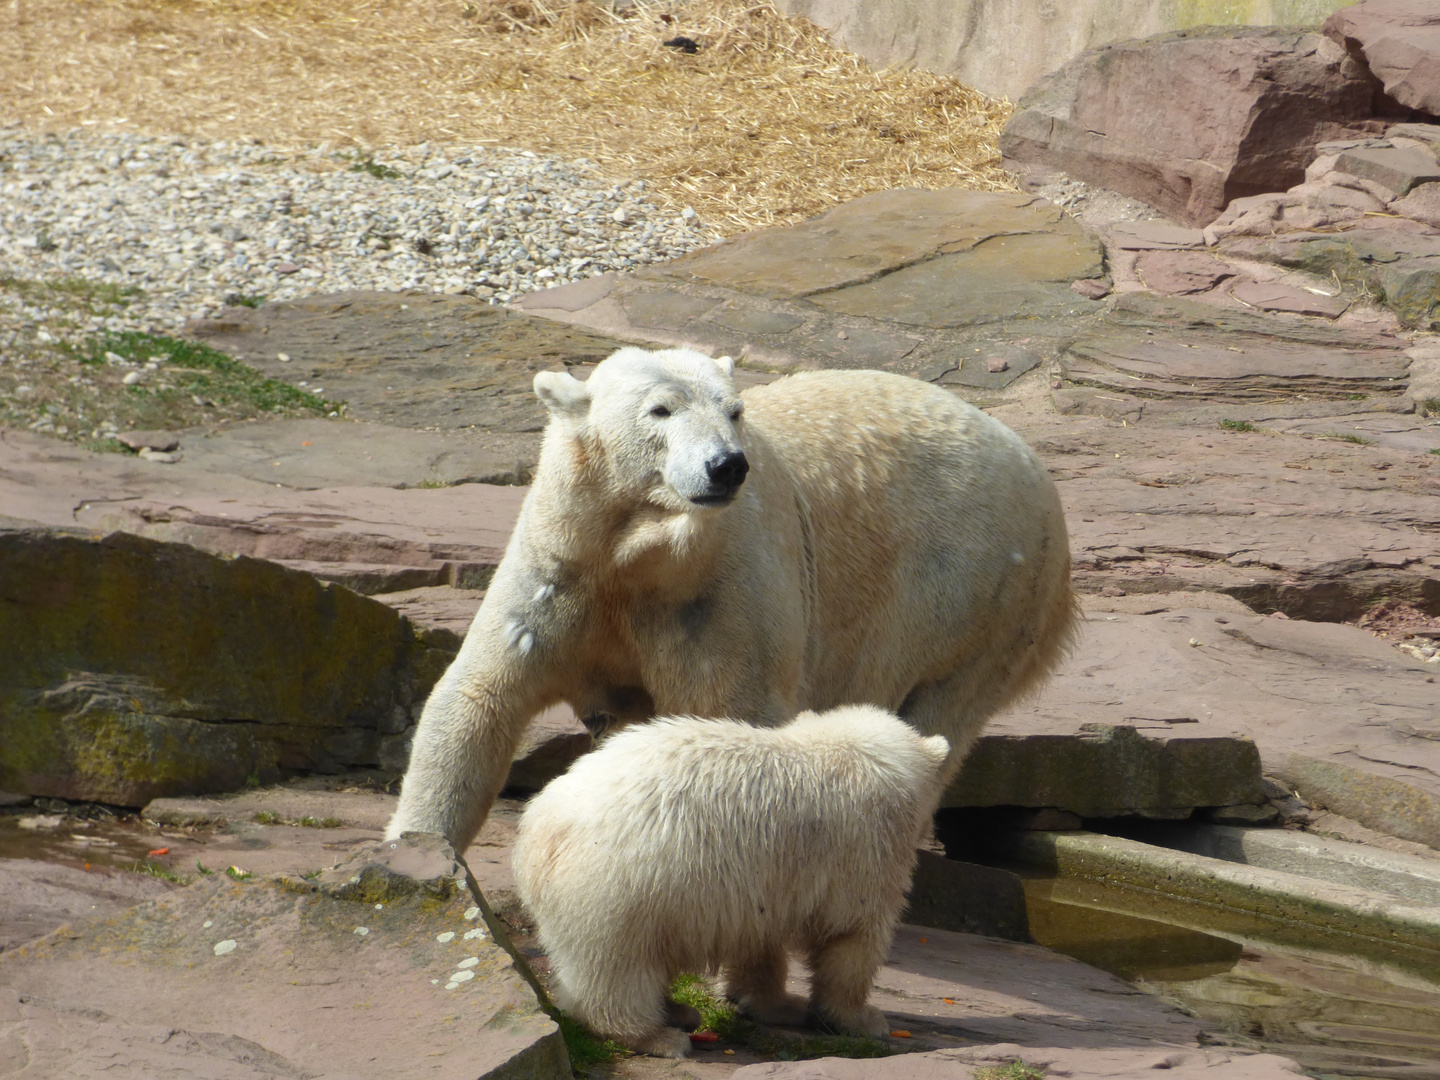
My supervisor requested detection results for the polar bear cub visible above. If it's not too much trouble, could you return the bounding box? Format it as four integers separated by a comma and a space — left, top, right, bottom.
512, 704, 950, 1057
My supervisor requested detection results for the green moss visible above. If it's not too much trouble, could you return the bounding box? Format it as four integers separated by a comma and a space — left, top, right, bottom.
1218, 419, 1255, 433
556, 1014, 628, 1076
976, 1060, 1047, 1080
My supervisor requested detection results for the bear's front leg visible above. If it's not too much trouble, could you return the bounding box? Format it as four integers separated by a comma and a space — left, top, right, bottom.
387, 560, 577, 849
805, 929, 891, 1037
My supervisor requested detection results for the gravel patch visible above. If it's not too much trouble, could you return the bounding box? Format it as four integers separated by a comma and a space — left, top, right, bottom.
0, 127, 717, 338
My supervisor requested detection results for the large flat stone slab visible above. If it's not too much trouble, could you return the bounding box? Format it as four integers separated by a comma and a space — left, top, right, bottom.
0, 859, 171, 955
809, 230, 1100, 328
0, 834, 567, 1079
651, 189, 1088, 300
517, 191, 1107, 376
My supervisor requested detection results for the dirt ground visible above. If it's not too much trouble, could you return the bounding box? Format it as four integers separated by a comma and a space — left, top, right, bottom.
0, 0, 1014, 233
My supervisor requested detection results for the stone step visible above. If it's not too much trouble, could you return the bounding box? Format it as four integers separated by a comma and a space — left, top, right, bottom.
1006, 829, 1440, 954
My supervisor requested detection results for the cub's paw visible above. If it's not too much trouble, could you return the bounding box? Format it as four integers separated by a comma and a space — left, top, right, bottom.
737, 992, 810, 1027
812, 1003, 888, 1038
664, 999, 703, 1032
627, 1026, 692, 1058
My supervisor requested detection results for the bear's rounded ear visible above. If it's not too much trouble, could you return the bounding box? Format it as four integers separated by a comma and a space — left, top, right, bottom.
712, 354, 736, 378
534, 370, 592, 419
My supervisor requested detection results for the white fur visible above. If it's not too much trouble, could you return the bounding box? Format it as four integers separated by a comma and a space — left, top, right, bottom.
387, 348, 1076, 848
512, 705, 950, 1056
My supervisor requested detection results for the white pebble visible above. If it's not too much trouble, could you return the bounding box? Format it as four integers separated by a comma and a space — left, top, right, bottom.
277, 352, 291, 362
445, 981, 460, 990
213, 939, 237, 955
450, 969, 475, 983
464, 906, 480, 920
457, 956, 479, 969
463, 927, 487, 940
354, 927, 369, 936
436, 931, 455, 943
202, 920, 213, 928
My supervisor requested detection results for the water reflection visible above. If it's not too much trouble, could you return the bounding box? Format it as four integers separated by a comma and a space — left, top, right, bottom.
1021, 875, 1440, 1079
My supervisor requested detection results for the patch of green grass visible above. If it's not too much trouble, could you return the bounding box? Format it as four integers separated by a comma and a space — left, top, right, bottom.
1430, 447, 1440, 456
1318, 430, 1374, 445
556, 1013, 629, 1076
344, 153, 405, 180
223, 292, 267, 308
130, 859, 191, 885
253, 811, 281, 825
415, 478, 451, 489
1218, 419, 1256, 433
975, 1060, 1047, 1080
1420, 396, 1440, 417
195, 859, 215, 876
668, 974, 892, 1061
225, 865, 253, 881
296, 815, 346, 829
77, 331, 337, 415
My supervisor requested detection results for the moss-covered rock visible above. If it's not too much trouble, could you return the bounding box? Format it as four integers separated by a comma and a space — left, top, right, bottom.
0, 527, 456, 804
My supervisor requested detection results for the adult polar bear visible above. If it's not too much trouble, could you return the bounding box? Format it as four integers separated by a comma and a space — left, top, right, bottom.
387, 347, 1075, 849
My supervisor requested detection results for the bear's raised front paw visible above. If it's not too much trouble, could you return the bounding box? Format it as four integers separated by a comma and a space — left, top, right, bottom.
812, 1003, 888, 1038
627, 1027, 692, 1058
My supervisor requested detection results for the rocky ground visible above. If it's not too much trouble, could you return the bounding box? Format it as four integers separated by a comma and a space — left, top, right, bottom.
6, 1, 1440, 1077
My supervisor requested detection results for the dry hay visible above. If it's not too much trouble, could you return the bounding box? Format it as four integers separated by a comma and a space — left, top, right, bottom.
1, 0, 1014, 234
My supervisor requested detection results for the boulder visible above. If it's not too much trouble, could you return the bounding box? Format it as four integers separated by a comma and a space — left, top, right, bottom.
1002, 27, 1387, 226
0, 528, 456, 805
1325, 0, 1440, 116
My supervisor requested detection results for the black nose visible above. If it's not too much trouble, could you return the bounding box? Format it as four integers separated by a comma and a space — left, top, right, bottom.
706, 450, 749, 491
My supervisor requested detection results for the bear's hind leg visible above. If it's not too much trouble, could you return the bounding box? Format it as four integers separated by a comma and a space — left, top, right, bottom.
806, 929, 890, 1037
723, 942, 808, 1026
566, 964, 692, 1059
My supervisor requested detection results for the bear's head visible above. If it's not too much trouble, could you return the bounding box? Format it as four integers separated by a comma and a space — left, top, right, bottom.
534, 347, 748, 512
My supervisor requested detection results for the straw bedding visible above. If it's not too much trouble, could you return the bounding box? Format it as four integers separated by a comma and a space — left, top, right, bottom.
1, 0, 1013, 233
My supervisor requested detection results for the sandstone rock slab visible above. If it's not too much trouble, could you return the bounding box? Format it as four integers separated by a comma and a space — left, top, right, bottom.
1230, 280, 1350, 318
995, 606, 1440, 844
1325, 0, 1440, 115
0, 528, 454, 804
808, 229, 1101, 328
731, 1045, 1303, 1080
1333, 144, 1440, 196
1002, 27, 1385, 225
0, 834, 567, 1079
651, 189, 1084, 300
0, 859, 172, 955
944, 724, 1262, 817
1135, 251, 1237, 294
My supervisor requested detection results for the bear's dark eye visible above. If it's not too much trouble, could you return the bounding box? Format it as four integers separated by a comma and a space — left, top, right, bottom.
728, 406, 743, 421
650, 405, 671, 418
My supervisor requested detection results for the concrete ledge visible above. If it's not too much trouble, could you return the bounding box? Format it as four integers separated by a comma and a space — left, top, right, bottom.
1272, 753, 1440, 852
1157, 823, 1440, 906
1008, 829, 1440, 954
